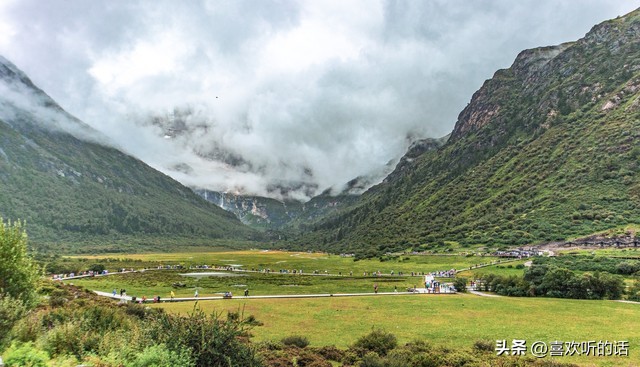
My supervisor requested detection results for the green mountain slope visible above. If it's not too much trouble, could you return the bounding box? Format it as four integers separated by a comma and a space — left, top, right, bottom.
0, 56, 259, 253
294, 9, 640, 255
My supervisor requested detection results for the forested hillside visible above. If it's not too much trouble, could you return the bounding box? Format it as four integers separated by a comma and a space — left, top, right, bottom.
0, 57, 260, 252
293, 9, 640, 256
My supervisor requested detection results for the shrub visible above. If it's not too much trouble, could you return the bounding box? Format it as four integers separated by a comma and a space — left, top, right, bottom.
11, 310, 49, 343
146, 308, 261, 367
129, 344, 194, 367
49, 289, 68, 307
616, 261, 640, 275
403, 340, 432, 354
0, 296, 27, 348
314, 345, 344, 362
409, 352, 442, 367
256, 340, 284, 351
341, 350, 360, 366
357, 352, 383, 367
0, 219, 41, 306
80, 305, 131, 332
41, 321, 84, 358
281, 335, 310, 348
3, 342, 49, 367
629, 279, 640, 302
46, 354, 80, 367
472, 339, 494, 352
123, 302, 149, 320
440, 350, 477, 366
383, 349, 413, 367
294, 350, 332, 367
258, 352, 293, 367
352, 329, 397, 357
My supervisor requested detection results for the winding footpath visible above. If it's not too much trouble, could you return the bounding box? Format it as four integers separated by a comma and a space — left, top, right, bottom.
58, 256, 637, 305
93, 290, 456, 303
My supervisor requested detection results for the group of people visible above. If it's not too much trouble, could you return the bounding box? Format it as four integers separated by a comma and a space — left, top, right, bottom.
115, 288, 250, 302
113, 288, 163, 303
134, 295, 162, 303
124, 263, 459, 280
112, 288, 126, 297
427, 269, 457, 278
52, 269, 109, 280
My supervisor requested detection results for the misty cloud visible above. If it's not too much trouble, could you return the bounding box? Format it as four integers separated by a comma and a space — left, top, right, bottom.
0, 0, 637, 200
0, 56, 108, 145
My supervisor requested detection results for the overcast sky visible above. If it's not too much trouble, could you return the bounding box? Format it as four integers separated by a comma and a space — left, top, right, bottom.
1, 0, 638, 200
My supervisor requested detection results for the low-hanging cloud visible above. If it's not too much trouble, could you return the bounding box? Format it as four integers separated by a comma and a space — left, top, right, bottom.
0, 56, 109, 146
1, 0, 638, 200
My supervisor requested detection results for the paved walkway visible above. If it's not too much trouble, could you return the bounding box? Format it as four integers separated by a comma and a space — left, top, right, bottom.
458, 257, 523, 272
614, 300, 640, 305
467, 289, 502, 297
94, 290, 457, 303
53, 270, 139, 281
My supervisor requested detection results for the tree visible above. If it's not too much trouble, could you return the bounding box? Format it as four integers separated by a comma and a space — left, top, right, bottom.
629, 279, 640, 302
0, 219, 41, 306
539, 267, 575, 298
453, 277, 468, 292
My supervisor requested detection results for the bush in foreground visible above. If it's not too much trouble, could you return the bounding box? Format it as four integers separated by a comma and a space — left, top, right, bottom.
281, 335, 310, 348
146, 308, 261, 367
351, 329, 397, 357
0, 219, 41, 307
3, 342, 49, 367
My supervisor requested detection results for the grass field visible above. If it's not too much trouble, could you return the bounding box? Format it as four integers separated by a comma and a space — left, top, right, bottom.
457, 259, 529, 278
66, 251, 510, 298
69, 270, 426, 298
152, 293, 639, 367
67, 250, 505, 274
62, 250, 640, 366
556, 248, 640, 258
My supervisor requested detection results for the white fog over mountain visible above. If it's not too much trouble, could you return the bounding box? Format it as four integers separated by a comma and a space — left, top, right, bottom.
1, 0, 637, 200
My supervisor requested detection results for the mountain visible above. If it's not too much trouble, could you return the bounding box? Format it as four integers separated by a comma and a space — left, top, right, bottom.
194, 188, 359, 231
0, 56, 260, 253
192, 157, 420, 231
292, 9, 640, 256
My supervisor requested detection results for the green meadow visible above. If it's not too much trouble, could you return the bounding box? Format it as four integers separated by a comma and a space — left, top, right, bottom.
66, 250, 504, 274
62, 250, 640, 367
457, 259, 530, 278
69, 270, 423, 298
556, 248, 640, 258
153, 294, 639, 367
65, 250, 507, 298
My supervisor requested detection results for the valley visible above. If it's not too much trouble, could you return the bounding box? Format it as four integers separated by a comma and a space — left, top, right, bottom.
51, 248, 640, 367
1, 4, 639, 367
